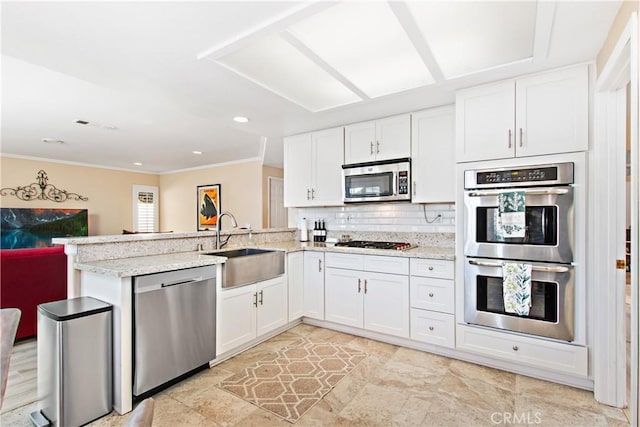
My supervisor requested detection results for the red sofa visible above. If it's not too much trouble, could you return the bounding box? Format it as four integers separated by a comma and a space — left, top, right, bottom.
0, 246, 67, 339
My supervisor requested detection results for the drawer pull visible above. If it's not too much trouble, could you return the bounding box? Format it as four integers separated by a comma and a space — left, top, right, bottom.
512, 345, 519, 351
428, 266, 434, 271
358, 278, 361, 293
428, 292, 434, 297
428, 326, 434, 331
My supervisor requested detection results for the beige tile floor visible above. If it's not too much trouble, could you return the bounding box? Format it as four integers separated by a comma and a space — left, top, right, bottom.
1, 324, 632, 426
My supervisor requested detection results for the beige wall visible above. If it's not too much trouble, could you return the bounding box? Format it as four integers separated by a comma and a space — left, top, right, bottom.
159, 160, 264, 232
262, 166, 284, 228
0, 156, 159, 235
596, 1, 639, 75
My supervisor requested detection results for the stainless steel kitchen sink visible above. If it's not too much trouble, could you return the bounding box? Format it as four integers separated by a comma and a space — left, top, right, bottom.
203, 248, 285, 288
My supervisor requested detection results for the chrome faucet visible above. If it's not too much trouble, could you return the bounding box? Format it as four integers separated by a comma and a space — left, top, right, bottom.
216, 211, 238, 249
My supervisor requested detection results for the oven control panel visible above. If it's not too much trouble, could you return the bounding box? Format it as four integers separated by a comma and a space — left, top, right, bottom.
398, 171, 409, 194
476, 167, 559, 185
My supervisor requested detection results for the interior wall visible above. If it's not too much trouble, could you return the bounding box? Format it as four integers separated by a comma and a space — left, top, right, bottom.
596, 1, 639, 75
159, 160, 263, 233
0, 156, 159, 235
262, 166, 284, 228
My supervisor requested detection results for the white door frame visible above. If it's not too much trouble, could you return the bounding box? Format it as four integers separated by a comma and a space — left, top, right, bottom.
268, 176, 285, 228
592, 12, 638, 424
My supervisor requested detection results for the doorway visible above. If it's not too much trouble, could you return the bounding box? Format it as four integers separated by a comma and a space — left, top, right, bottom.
268, 177, 287, 228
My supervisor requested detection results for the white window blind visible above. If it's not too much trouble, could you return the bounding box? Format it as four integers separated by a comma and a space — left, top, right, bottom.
132, 185, 158, 232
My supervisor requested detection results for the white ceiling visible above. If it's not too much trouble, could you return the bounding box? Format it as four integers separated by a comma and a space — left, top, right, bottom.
1, 1, 622, 173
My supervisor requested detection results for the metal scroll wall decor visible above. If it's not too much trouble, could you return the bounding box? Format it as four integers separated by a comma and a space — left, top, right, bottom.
0, 170, 88, 202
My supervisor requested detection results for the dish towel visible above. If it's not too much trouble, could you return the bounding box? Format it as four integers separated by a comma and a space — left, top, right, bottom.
497, 191, 526, 238
502, 262, 532, 316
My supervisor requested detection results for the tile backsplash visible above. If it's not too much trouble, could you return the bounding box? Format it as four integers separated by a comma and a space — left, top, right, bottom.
294, 202, 455, 235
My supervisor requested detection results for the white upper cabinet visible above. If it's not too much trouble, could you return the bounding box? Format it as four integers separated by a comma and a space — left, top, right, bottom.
345, 114, 411, 164
284, 127, 344, 207
411, 105, 455, 203
456, 64, 588, 162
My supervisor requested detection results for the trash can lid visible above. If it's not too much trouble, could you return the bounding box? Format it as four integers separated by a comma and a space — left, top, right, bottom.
38, 297, 112, 321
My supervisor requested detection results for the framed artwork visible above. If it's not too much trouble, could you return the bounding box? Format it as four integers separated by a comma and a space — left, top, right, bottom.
0, 208, 88, 249
197, 184, 221, 231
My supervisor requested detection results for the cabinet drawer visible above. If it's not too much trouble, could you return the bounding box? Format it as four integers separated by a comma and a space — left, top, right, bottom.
325, 252, 363, 270
363, 255, 409, 275
410, 276, 454, 313
410, 309, 454, 348
456, 324, 588, 376
410, 258, 454, 279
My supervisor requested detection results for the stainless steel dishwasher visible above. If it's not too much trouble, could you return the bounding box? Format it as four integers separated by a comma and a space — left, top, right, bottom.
133, 265, 216, 398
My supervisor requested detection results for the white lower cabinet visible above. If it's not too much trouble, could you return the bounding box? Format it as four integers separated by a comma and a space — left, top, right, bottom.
287, 251, 304, 321
409, 258, 455, 348
217, 276, 287, 355
324, 253, 410, 338
303, 251, 325, 320
456, 324, 588, 376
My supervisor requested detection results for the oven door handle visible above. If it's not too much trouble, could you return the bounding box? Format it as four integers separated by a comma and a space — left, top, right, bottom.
467, 259, 571, 273
466, 188, 569, 197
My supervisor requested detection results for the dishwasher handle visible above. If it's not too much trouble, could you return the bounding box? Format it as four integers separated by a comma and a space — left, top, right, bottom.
135, 275, 215, 294
161, 278, 203, 288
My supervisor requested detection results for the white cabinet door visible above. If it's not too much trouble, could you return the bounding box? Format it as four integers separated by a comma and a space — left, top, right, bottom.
410, 309, 455, 348
455, 80, 515, 162
325, 268, 363, 328
284, 134, 312, 207
410, 276, 454, 314
515, 65, 588, 157
375, 114, 411, 161
256, 276, 287, 337
217, 285, 257, 355
411, 106, 455, 203
345, 120, 376, 164
303, 252, 325, 320
312, 127, 344, 206
287, 252, 304, 321
363, 271, 410, 338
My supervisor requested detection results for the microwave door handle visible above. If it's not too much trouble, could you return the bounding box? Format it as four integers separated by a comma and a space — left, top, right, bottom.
467, 259, 570, 273
467, 188, 569, 197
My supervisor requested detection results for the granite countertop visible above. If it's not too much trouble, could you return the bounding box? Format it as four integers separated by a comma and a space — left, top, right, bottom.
75, 252, 227, 277
74, 240, 454, 277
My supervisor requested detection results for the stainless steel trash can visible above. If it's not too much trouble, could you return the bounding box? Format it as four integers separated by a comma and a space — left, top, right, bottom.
31, 297, 112, 427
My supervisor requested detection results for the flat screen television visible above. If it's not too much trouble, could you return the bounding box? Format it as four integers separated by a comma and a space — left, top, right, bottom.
0, 208, 88, 249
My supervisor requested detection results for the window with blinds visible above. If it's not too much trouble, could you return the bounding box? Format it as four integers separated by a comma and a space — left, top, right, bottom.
132, 185, 158, 232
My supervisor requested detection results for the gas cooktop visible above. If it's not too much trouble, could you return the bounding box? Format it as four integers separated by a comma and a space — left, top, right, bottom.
334, 240, 414, 251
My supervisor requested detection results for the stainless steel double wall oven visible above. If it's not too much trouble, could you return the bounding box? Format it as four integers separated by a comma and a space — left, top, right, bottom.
463, 163, 576, 341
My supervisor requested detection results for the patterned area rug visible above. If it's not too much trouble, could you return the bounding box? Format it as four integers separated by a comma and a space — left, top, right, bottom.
217, 337, 367, 423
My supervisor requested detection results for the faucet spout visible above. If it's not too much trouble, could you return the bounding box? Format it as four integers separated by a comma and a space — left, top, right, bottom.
215, 211, 238, 249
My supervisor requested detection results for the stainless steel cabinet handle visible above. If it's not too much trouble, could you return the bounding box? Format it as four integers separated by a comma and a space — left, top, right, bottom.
259, 290, 264, 305
512, 345, 519, 351
318, 259, 322, 272
253, 292, 258, 307
413, 181, 416, 196
467, 188, 569, 197
467, 259, 570, 273
508, 129, 512, 148
519, 128, 523, 147
358, 278, 361, 293
311, 188, 315, 200
307, 189, 310, 200
376, 141, 380, 154
370, 141, 374, 155
428, 266, 434, 271
428, 292, 434, 297
428, 326, 434, 331
364, 279, 368, 294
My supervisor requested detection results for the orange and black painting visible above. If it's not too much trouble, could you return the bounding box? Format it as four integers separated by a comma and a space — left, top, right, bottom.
197, 184, 220, 231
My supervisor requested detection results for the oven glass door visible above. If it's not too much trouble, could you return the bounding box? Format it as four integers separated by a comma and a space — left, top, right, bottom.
464, 258, 574, 341
464, 187, 574, 263
344, 172, 394, 199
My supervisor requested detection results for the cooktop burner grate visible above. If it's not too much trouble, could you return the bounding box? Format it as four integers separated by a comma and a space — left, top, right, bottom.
334, 240, 414, 251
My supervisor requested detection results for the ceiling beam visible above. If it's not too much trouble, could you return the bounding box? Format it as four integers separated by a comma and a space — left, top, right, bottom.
197, 2, 337, 61
533, 0, 557, 61
280, 31, 370, 102
388, 1, 446, 84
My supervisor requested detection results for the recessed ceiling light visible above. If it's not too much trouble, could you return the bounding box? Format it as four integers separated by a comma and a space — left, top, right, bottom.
192, 151, 203, 155
42, 138, 65, 144
233, 116, 249, 123
133, 162, 142, 166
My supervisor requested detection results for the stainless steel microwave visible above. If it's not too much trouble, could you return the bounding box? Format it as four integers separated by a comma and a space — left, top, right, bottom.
342, 158, 411, 203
